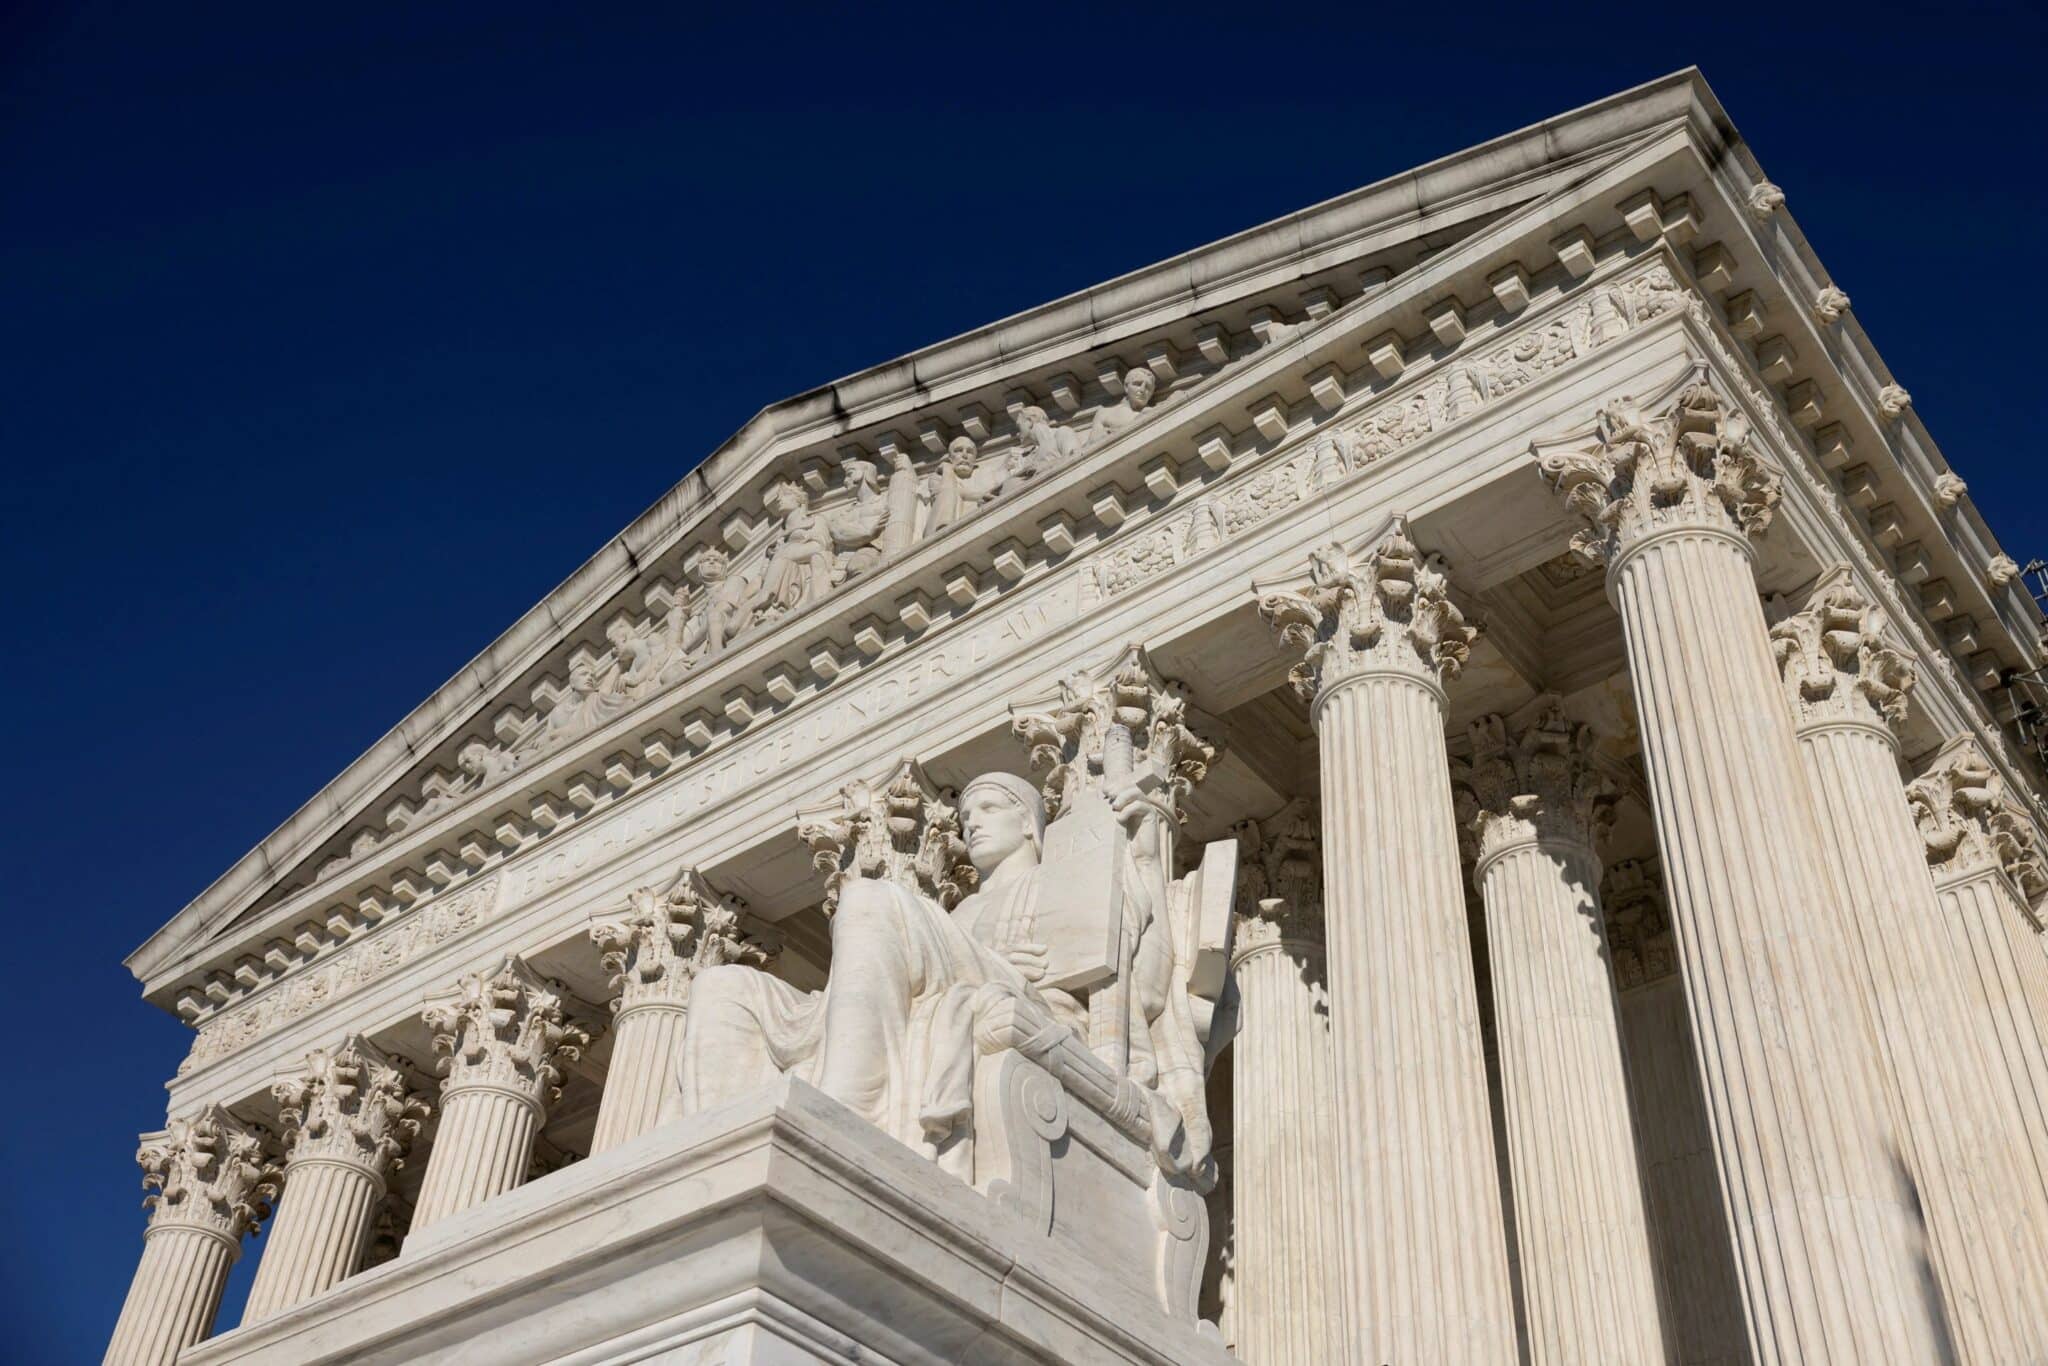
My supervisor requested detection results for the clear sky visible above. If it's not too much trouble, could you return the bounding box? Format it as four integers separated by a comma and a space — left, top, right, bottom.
3, 1, 2043, 1357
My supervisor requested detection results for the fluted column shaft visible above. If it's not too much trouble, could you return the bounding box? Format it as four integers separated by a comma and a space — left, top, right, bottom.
1259, 519, 1513, 1363
104, 1106, 274, 1366
1938, 868, 2048, 1204
1230, 929, 1342, 1364
1610, 528, 1942, 1361
1465, 708, 1666, 1364
409, 955, 590, 1233
591, 1002, 689, 1152
243, 1160, 381, 1321
410, 1084, 541, 1228
1780, 594, 2048, 1364
105, 1226, 238, 1366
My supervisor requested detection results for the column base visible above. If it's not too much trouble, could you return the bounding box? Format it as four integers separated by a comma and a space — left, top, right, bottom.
177, 1078, 1235, 1366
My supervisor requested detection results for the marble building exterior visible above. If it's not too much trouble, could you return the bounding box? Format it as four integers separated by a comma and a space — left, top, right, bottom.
106, 70, 2048, 1365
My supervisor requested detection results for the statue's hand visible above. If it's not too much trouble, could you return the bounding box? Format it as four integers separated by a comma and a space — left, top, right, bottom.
1001, 941, 1050, 983
1110, 785, 1170, 859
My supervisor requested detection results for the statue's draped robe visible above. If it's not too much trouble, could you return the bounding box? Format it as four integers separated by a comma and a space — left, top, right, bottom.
679, 870, 1050, 1159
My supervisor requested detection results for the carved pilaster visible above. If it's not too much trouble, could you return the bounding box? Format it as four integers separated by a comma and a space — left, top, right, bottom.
1534, 363, 1783, 571
588, 870, 767, 1153
1455, 695, 1616, 870
409, 956, 594, 1232
1255, 514, 1477, 707
105, 1107, 277, 1366
796, 757, 975, 912
1769, 565, 1916, 740
244, 1038, 429, 1323
1603, 859, 1675, 991
1009, 642, 1217, 820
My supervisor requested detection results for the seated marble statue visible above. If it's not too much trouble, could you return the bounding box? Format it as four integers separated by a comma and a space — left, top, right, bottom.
676, 769, 1218, 1183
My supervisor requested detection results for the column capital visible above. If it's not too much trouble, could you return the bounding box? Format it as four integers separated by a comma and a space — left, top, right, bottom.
1534, 363, 1783, 568
1255, 514, 1478, 706
1906, 738, 2048, 913
136, 1104, 279, 1245
795, 757, 976, 912
1769, 565, 1916, 740
589, 868, 768, 1013
1231, 797, 1324, 956
422, 955, 593, 1111
1603, 858, 1676, 990
1010, 641, 1217, 820
271, 1035, 429, 1179
1454, 695, 1616, 871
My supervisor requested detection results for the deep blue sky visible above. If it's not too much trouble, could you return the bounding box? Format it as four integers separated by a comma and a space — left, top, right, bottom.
3, 2, 2043, 1357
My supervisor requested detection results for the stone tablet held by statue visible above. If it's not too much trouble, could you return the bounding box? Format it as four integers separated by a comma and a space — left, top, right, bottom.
1030, 784, 1126, 992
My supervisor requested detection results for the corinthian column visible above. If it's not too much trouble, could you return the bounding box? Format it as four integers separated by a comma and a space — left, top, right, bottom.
409, 955, 593, 1232
1226, 799, 1343, 1365
1257, 516, 1516, 1364
1773, 570, 2048, 1357
1537, 366, 1947, 1361
588, 870, 765, 1153
243, 1036, 429, 1322
1455, 699, 1666, 1364
105, 1105, 277, 1366
1908, 741, 2048, 1204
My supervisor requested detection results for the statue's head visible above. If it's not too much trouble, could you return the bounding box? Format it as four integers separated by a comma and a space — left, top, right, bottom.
841, 457, 877, 489
947, 435, 977, 466
1123, 367, 1157, 410
605, 619, 632, 648
959, 772, 1046, 875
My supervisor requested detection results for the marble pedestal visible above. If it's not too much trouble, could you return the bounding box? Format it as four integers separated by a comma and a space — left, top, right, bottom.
179, 1077, 1237, 1366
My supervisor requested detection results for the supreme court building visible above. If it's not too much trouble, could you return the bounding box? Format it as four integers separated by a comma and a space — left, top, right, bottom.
107, 71, 2048, 1364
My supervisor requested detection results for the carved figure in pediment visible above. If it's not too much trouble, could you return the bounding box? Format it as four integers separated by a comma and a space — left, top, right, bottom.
825, 458, 892, 581
1087, 367, 1160, 448
755, 477, 838, 619
691, 548, 758, 655
1010, 405, 1082, 482
925, 436, 1014, 533
531, 657, 629, 751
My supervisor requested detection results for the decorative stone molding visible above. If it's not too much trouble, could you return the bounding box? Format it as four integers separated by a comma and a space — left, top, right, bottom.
137, 1105, 279, 1244
1769, 565, 1917, 736
1255, 514, 1477, 704
1747, 181, 1786, 220
1877, 383, 1913, 420
422, 955, 594, 1111
589, 869, 767, 1014
1604, 858, 1675, 990
1455, 695, 1617, 869
1935, 472, 1969, 509
1229, 798, 1323, 955
1009, 643, 1216, 821
796, 757, 975, 912
1907, 739, 2048, 913
1812, 285, 1851, 324
272, 1036, 428, 1178
1534, 364, 1784, 567
1988, 553, 2022, 589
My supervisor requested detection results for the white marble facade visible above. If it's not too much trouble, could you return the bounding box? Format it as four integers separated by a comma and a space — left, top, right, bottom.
108, 71, 2048, 1365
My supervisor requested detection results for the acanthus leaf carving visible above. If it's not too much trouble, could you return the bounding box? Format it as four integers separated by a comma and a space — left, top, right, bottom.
1255, 515, 1478, 702
1812, 285, 1852, 325
795, 757, 975, 913
1535, 364, 1784, 565
1453, 696, 1617, 866
272, 1035, 429, 1178
421, 955, 594, 1109
1906, 739, 2048, 915
589, 868, 768, 1013
1604, 858, 1675, 989
1229, 797, 1323, 954
1769, 565, 1917, 736
1009, 643, 1217, 821
137, 1104, 280, 1242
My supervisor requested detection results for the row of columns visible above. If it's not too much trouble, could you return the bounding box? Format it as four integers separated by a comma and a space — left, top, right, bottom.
1236, 370, 2048, 1363
106, 878, 759, 1366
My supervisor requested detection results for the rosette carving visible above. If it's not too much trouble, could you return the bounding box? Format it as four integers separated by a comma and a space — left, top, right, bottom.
1535, 366, 1783, 565
795, 757, 975, 911
137, 1104, 279, 1242
272, 1035, 429, 1177
1769, 566, 1916, 735
422, 956, 593, 1109
1255, 514, 1477, 701
1009, 642, 1217, 820
590, 868, 768, 1012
